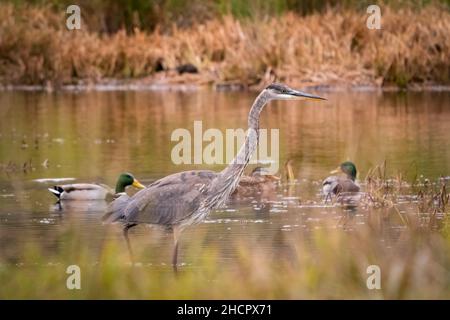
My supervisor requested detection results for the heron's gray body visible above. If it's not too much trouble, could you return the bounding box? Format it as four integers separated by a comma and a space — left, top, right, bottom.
104, 170, 218, 227
105, 164, 256, 228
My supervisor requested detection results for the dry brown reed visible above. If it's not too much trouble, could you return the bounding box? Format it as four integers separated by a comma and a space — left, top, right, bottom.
0, 4, 449, 88
363, 161, 449, 230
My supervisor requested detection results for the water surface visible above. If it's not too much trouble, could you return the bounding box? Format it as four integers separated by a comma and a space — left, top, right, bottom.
0, 89, 449, 266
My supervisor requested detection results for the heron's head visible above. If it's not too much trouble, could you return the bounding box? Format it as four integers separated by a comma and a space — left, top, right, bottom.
264, 83, 326, 101
330, 161, 358, 181
116, 172, 146, 193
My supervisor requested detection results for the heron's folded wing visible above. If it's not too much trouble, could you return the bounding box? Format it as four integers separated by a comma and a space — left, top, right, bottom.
102, 193, 130, 223
122, 170, 218, 225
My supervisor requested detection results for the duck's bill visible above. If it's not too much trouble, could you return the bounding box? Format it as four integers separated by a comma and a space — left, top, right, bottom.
132, 180, 146, 189
330, 167, 342, 174
288, 89, 326, 101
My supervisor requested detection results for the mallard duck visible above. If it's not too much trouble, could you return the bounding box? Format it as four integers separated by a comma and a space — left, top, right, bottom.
48, 173, 145, 200
322, 161, 360, 198
232, 167, 280, 198
233, 160, 296, 198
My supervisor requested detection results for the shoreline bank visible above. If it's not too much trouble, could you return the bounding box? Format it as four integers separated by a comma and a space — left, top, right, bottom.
2, 79, 450, 93
1, 5, 449, 90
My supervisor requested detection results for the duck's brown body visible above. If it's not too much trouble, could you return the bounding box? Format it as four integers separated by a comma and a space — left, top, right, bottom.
232, 170, 279, 198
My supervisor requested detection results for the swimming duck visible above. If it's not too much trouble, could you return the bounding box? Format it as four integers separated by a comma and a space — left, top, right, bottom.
322, 161, 360, 199
232, 167, 280, 198
48, 173, 145, 200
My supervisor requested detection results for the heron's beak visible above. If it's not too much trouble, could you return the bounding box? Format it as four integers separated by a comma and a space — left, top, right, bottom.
132, 179, 146, 189
289, 89, 326, 101
330, 167, 342, 174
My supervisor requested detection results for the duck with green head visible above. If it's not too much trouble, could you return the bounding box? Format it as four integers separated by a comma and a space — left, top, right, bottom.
322, 161, 360, 199
48, 173, 145, 200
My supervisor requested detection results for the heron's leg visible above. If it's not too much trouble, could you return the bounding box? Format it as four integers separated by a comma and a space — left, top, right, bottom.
172, 225, 181, 273
123, 223, 137, 263
324, 192, 332, 204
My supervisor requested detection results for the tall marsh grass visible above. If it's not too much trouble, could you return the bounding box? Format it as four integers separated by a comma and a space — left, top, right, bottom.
0, 3, 449, 87
1, 218, 449, 299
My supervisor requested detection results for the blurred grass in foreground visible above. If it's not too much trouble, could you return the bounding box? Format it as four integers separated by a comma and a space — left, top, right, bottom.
1, 213, 449, 299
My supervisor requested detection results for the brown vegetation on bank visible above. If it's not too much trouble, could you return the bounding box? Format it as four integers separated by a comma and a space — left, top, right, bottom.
0, 3, 449, 89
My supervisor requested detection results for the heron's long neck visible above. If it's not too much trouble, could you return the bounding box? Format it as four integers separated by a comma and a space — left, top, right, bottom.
205, 91, 269, 207
224, 93, 266, 176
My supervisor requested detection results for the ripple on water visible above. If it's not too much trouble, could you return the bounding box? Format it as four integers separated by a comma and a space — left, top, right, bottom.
269, 208, 288, 213
203, 218, 267, 224
36, 218, 55, 225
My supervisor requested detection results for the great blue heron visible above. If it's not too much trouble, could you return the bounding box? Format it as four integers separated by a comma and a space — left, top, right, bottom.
322, 161, 360, 201
48, 173, 145, 200
102, 83, 326, 271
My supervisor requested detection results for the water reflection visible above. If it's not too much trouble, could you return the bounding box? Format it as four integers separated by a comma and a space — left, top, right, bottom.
0, 89, 449, 264
51, 200, 109, 213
